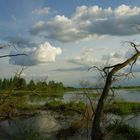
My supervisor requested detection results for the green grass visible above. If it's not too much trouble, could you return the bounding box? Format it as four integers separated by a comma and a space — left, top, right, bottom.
105, 101, 140, 115
0, 89, 64, 97
18, 104, 43, 111
113, 86, 140, 90
87, 93, 100, 97
45, 100, 86, 114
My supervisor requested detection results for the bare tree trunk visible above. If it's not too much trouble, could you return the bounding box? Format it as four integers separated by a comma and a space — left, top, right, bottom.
91, 50, 140, 140
91, 73, 112, 140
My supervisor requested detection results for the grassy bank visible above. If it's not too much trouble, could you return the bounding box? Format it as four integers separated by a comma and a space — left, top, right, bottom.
105, 101, 140, 115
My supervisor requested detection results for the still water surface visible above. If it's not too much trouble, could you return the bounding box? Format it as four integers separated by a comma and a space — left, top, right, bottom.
27, 89, 140, 105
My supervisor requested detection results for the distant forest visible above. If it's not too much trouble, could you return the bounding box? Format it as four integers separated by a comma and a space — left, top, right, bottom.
0, 76, 65, 92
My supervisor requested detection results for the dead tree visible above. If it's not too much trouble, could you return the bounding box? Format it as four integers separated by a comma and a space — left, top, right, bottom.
0, 43, 26, 107
91, 42, 140, 140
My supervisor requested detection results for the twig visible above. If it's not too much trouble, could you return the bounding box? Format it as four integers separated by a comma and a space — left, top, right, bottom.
0, 53, 27, 58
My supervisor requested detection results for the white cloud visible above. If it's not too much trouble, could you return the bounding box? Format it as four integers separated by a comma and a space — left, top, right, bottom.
34, 42, 62, 62
9, 42, 62, 66
30, 20, 46, 34
30, 4, 140, 42
68, 48, 126, 68
73, 5, 112, 20
34, 20, 45, 28
68, 48, 102, 67
30, 15, 86, 42
32, 7, 50, 15
67, 46, 140, 74
115, 5, 140, 16
101, 51, 125, 66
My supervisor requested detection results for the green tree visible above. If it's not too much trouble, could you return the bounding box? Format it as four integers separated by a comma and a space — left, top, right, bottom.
0, 78, 2, 89
28, 80, 35, 90
19, 78, 26, 88
2, 79, 9, 89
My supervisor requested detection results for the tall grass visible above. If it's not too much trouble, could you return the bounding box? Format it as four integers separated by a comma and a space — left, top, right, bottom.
105, 102, 140, 115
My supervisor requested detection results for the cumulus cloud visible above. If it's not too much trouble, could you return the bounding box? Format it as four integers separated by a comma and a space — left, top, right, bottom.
115, 4, 140, 16
67, 48, 126, 68
30, 20, 46, 35
30, 4, 140, 42
67, 46, 140, 74
68, 48, 102, 67
30, 15, 87, 42
9, 42, 62, 66
32, 7, 50, 15
101, 51, 125, 65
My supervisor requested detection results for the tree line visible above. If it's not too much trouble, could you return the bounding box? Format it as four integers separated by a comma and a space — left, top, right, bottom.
0, 76, 64, 92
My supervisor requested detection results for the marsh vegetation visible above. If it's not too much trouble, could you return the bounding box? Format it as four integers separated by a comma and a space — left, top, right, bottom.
0, 76, 139, 140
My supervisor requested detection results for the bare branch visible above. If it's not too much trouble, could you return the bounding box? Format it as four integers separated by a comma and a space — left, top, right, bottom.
0, 53, 27, 58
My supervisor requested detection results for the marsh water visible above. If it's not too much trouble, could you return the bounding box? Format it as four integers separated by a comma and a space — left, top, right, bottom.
115, 89, 140, 102
26, 89, 140, 106
0, 89, 140, 139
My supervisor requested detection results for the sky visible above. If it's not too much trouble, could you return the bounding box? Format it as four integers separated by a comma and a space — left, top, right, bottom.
1, 0, 140, 87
